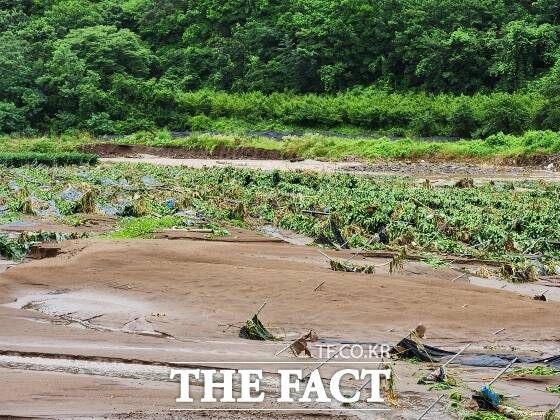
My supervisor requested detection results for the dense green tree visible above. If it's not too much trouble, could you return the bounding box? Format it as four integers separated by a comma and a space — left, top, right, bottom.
2, 0, 560, 133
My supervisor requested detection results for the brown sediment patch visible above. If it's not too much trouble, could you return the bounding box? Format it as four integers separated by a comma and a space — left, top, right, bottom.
501, 152, 560, 168
154, 227, 285, 243
2, 233, 559, 345
1, 231, 559, 417
98, 155, 560, 183
0, 215, 116, 235
80, 143, 291, 160
27, 243, 62, 259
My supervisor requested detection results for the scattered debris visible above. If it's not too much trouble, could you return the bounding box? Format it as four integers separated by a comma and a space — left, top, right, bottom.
477, 265, 493, 278
330, 259, 375, 274
302, 346, 343, 381
288, 330, 319, 357
419, 343, 471, 385
472, 358, 523, 419
413, 324, 427, 340
313, 280, 326, 291
417, 394, 445, 419
392, 328, 560, 368
74, 190, 96, 214
451, 272, 467, 282
329, 216, 349, 249
60, 189, 83, 202
454, 178, 474, 188
534, 290, 548, 301
301, 209, 330, 216
501, 261, 539, 282
508, 366, 559, 377
328, 247, 406, 274
358, 360, 398, 406
392, 325, 433, 361
0, 231, 85, 260
239, 302, 278, 341
239, 314, 277, 341
97, 205, 119, 217
382, 362, 398, 405
418, 365, 448, 385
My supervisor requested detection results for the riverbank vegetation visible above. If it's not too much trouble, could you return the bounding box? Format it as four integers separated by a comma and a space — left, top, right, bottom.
2, 130, 560, 163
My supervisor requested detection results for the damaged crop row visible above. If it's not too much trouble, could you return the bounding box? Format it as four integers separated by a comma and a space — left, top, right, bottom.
0, 164, 558, 273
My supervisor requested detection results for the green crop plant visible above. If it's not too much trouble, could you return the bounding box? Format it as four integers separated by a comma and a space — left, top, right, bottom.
0, 152, 98, 167
0, 164, 557, 271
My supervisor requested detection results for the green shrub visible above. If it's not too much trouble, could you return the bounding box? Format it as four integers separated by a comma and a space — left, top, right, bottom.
449, 102, 478, 138
0, 102, 27, 134
0, 152, 98, 167
84, 112, 115, 135
534, 100, 560, 131
410, 112, 438, 137
478, 97, 531, 137
187, 114, 214, 131
521, 130, 560, 153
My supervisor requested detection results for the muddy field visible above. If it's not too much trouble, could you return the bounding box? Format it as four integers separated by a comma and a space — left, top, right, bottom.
1, 225, 559, 418
0, 156, 559, 419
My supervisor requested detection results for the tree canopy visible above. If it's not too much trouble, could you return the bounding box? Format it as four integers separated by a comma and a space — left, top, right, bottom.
2, 0, 560, 133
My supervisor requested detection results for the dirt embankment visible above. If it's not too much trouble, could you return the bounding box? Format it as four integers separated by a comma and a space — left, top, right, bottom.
80, 143, 292, 160
83, 143, 560, 181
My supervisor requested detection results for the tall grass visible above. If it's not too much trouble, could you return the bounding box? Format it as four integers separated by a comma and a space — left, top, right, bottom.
2, 129, 559, 163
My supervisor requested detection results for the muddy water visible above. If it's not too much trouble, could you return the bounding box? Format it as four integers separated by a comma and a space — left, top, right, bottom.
3, 289, 169, 337
0, 353, 171, 382
100, 155, 560, 183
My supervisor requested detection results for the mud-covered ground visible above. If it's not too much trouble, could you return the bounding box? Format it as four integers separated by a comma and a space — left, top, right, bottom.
0, 226, 559, 418
88, 142, 560, 183
0, 153, 559, 418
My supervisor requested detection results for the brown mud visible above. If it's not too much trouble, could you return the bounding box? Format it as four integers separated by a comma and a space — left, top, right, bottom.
1, 230, 559, 417
82, 143, 560, 181
0, 215, 116, 236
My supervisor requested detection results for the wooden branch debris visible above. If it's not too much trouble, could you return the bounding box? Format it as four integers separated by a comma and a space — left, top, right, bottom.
417, 394, 445, 420
301, 209, 330, 216
359, 250, 504, 267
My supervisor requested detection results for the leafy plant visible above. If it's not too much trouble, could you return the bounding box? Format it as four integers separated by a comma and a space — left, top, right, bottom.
0, 152, 97, 167
547, 385, 560, 394
510, 366, 559, 376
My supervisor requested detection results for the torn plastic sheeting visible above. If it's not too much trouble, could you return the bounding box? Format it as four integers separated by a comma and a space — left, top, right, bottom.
60, 189, 83, 201
33, 199, 61, 218
142, 176, 162, 188
393, 337, 560, 368
8, 180, 19, 191
97, 205, 120, 217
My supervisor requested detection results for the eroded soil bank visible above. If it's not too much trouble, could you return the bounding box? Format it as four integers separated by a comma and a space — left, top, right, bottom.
101, 155, 560, 184
84, 143, 559, 182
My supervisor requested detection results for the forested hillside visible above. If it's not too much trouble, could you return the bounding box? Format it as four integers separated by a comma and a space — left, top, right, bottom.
2, 0, 560, 134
